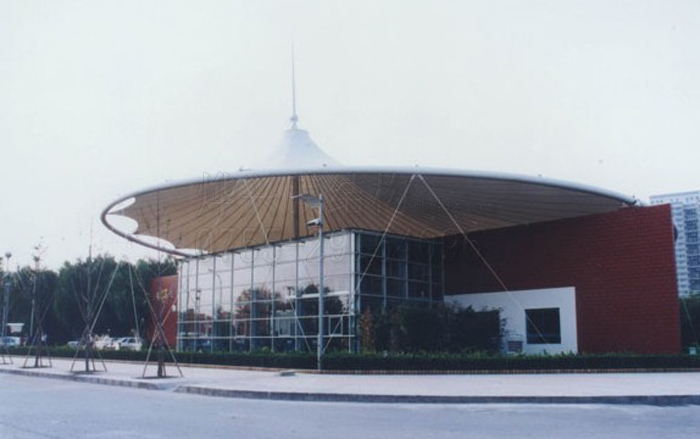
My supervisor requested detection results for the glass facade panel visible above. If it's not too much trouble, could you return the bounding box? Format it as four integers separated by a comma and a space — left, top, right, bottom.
407, 262, 430, 281
408, 281, 430, 299
233, 251, 253, 270
298, 239, 321, 261
275, 258, 297, 276
276, 244, 299, 263
359, 275, 383, 296
386, 237, 407, 260
253, 264, 274, 288
386, 278, 406, 298
359, 255, 382, 276
408, 241, 430, 263
359, 234, 383, 255
386, 258, 406, 279
178, 230, 443, 353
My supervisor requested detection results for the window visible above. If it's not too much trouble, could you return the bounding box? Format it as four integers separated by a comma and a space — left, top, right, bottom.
526, 308, 561, 344
359, 234, 383, 255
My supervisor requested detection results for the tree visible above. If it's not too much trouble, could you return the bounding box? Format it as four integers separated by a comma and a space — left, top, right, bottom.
53, 256, 174, 345
358, 303, 502, 354
7, 267, 59, 343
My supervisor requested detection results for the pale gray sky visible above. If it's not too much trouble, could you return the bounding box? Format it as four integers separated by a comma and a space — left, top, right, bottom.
1, 1, 699, 269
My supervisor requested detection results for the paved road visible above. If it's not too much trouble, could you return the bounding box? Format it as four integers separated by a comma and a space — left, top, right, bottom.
1, 374, 699, 439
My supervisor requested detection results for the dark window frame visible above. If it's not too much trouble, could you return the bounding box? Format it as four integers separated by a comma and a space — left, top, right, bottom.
526, 308, 561, 344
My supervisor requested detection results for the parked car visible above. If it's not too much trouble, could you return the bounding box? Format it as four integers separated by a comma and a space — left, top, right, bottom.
1, 336, 21, 347
179, 335, 212, 352
93, 335, 114, 350
67, 340, 81, 349
114, 337, 143, 351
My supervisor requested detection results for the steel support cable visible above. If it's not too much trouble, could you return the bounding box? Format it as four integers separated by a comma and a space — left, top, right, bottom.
143, 189, 184, 377
304, 176, 349, 346
347, 174, 417, 354
72, 261, 89, 312
22, 272, 55, 368
69, 260, 119, 372
91, 258, 107, 319
131, 265, 178, 345
416, 174, 550, 346
290, 175, 329, 353
87, 261, 122, 336
128, 265, 141, 339
243, 177, 271, 247
289, 247, 314, 352
70, 326, 108, 371
296, 173, 344, 281
35, 275, 58, 338
130, 264, 183, 378
353, 174, 417, 294
70, 275, 89, 322
288, 296, 313, 352
283, 174, 342, 354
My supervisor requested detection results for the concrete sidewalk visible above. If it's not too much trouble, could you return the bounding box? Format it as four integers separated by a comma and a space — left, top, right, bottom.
1, 355, 699, 405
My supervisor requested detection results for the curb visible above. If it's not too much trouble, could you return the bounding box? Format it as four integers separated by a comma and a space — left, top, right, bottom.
0, 366, 168, 390
175, 386, 700, 406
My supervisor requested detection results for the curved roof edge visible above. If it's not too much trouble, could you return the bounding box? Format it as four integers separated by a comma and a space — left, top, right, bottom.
101, 166, 639, 258
100, 208, 198, 258
104, 165, 639, 207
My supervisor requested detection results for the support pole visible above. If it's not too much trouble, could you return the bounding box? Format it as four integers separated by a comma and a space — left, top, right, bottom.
31, 256, 39, 367
85, 254, 92, 372
317, 194, 324, 371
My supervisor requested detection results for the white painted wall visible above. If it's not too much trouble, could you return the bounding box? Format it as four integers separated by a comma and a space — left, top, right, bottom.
448, 287, 577, 355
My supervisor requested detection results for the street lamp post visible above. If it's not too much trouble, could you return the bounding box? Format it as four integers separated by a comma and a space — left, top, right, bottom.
29, 255, 39, 340
295, 193, 324, 371
208, 268, 223, 353
318, 194, 324, 371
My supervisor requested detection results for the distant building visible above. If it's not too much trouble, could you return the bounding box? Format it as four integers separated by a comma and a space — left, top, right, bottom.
650, 191, 700, 296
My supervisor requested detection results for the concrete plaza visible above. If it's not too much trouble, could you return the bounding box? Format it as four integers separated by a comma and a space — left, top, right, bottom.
1, 355, 699, 405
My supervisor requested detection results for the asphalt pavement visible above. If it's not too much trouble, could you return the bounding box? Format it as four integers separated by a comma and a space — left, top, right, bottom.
1, 354, 699, 405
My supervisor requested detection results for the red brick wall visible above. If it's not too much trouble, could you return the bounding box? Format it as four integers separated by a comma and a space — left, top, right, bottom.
444, 205, 680, 354
147, 275, 178, 348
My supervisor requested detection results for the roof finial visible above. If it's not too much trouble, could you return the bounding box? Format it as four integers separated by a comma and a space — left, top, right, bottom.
290, 45, 299, 130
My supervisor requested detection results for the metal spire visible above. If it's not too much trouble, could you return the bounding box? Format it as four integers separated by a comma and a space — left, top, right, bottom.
290, 45, 299, 129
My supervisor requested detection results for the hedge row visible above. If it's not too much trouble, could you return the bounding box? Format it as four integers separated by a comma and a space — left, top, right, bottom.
7, 347, 700, 372
6, 347, 315, 369
321, 352, 700, 372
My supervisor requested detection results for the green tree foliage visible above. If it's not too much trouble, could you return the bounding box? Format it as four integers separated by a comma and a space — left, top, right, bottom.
56, 257, 138, 342
1, 255, 177, 346
6, 268, 59, 341
360, 304, 502, 354
134, 258, 177, 288
444, 305, 502, 353
359, 308, 375, 352
394, 306, 446, 352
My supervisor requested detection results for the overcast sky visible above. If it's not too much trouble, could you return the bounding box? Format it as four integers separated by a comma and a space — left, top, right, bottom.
1, 1, 699, 269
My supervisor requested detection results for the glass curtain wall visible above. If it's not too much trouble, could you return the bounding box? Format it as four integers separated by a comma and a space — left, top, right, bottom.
177, 230, 443, 353
354, 232, 444, 318
178, 231, 354, 353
